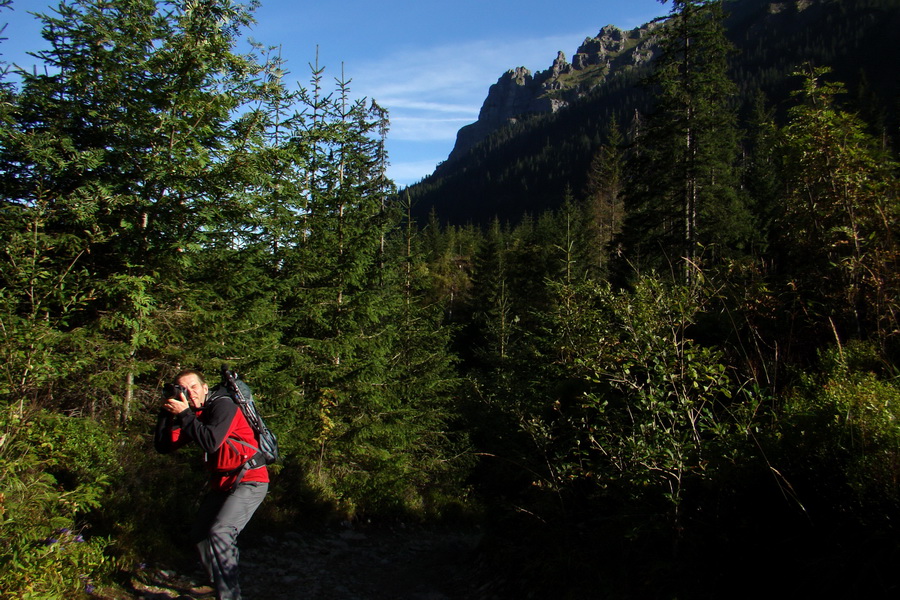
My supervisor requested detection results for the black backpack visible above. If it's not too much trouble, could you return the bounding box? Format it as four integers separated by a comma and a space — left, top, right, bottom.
217, 366, 279, 484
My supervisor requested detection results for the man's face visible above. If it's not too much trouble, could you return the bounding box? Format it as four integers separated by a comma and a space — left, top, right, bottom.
176, 373, 209, 410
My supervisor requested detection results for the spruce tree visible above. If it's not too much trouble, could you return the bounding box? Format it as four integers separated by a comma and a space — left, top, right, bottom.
266, 65, 448, 511
621, 0, 751, 278
742, 90, 781, 256
583, 121, 626, 276
0, 0, 293, 418
419, 213, 476, 322
469, 219, 518, 372
383, 198, 471, 506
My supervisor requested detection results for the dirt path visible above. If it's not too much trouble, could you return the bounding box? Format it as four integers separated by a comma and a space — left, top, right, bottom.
129, 525, 487, 600
242, 525, 484, 600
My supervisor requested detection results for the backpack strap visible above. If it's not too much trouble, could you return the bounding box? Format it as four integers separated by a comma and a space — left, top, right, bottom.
222, 440, 266, 488
228, 438, 268, 470
208, 387, 263, 489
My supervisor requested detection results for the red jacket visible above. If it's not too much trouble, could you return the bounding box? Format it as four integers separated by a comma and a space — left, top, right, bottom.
155, 392, 269, 491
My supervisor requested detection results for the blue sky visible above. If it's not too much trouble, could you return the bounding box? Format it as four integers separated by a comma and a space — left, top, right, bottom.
1, 0, 666, 186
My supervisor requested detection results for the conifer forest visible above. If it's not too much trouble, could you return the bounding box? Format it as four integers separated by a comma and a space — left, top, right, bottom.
1, 0, 898, 597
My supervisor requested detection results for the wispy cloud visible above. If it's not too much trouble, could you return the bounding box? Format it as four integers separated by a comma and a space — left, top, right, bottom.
343, 29, 626, 185
349, 33, 583, 142
389, 117, 475, 143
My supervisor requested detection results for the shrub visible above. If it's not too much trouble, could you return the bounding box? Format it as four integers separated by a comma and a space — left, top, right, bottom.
545, 276, 755, 519
0, 407, 112, 599
780, 341, 900, 521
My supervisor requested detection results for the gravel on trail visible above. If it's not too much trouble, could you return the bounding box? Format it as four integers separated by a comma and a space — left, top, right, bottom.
125, 524, 490, 600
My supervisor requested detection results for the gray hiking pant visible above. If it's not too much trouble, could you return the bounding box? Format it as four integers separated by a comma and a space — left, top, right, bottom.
192, 482, 268, 600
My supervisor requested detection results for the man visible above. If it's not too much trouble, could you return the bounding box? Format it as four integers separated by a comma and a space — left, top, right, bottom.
155, 369, 269, 600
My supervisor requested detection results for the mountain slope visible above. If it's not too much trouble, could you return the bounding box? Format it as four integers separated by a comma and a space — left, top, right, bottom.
406, 0, 900, 226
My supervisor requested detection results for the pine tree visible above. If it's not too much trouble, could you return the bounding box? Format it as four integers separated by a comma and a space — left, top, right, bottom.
419, 212, 476, 322
469, 219, 518, 371
382, 198, 471, 507
583, 121, 626, 275
621, 0, 751, 278
261, 64, 440, 511
742, 90, 781, 256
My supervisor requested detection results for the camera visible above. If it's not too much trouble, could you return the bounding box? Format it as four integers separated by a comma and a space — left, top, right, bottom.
163, 383, 190, 403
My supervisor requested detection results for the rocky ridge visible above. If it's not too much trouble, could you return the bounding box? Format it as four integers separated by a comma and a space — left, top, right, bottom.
448, 22, 661, 162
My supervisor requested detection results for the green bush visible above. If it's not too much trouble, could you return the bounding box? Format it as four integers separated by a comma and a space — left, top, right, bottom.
0, 408, 112, 599
544, 276, 755, 517
781, 341, 900, 519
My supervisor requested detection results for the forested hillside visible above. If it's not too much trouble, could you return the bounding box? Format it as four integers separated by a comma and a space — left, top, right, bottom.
407, 0, 900, 226
1, 0, 898, 598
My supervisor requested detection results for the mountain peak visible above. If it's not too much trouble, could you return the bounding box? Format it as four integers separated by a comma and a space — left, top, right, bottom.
445, 23, 660, 163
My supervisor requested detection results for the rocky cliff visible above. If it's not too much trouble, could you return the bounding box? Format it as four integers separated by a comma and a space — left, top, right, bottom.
448, 22, 661, 162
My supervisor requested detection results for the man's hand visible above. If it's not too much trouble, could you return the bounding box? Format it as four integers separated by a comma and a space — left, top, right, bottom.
164, 392, 190, 415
